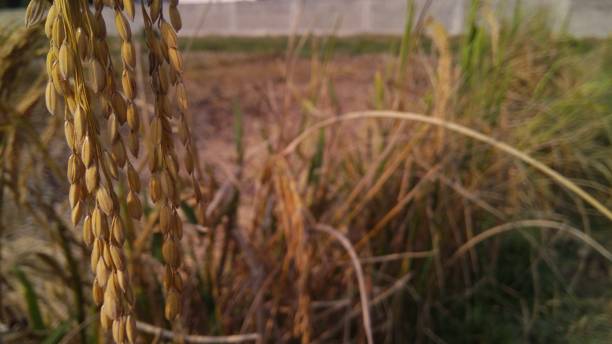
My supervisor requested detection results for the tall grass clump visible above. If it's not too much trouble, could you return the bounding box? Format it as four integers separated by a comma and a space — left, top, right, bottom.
0, 0, 611, 343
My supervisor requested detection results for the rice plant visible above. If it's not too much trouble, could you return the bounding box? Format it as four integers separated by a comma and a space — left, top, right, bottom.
0, 0, 611, 343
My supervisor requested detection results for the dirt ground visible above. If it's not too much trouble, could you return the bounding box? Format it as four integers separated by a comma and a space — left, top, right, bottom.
181, 51, 395, 175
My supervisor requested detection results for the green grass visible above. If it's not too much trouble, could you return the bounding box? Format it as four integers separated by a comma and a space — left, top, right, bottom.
178, 34, 611, 61
180, 35, 401, 56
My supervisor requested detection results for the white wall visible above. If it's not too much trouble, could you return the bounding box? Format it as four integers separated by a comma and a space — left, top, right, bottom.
102, 0, 611, 38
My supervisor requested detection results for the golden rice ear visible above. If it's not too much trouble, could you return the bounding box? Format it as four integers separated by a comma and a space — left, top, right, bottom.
46, 47, 56, 76
149, 174, 162, 202
85, 164, 99, 192
44, 81, 57, 115
160, 20, 178, 49
94, 11, 106, 38
51, 15, 65, 45
96, 258, 109, 289
92, 207, 109, 241
122, 69, 136, 99
91, 240, 101, 272
111, 317, 125, 344
50, 60, 64, 94
90, 59, 106, 93
159, 204, 172, 234
65, 95, 78, 118
123, 0, 135, 20
67, 154, 80, 184
168, 48, 183, 73
94, 39, 109, 66
164, 289, 180, 320
172, 271, 183, 291
162, 240, 181, 268
127, 191, 143, 219
111, 92, 127, 124
69, 183, 80, 208
150, 116, 162, 145
162, 266, 173, 291
102, 244, 113, 276
44, 4, 56, 37
58, 41, 75, 79
103, 151, 119, 180
83, 215, 94, 247
157, 63, 171, 94
112, 140, 127, 167
109, 244, 125, 271
117, 270, 128, 293
121, 41, 136, 70
103, 287, 119, 320
126, 315, 136, 344
150, 0, 162, 22
100, 308, 112, 331
73, 106, 87, 144
114, 10, 131, 42
111, 216, 125, 244
81, 136, 94, 167
176, 82, 188, 113
97, 186, 115, 215
127, 132, 138, 158
125, 163, 140, 192
108, 113, 120, 143
169, 5, 182, 32
43, 0, 191, 325
76, 28, 90, 60
71, 200, 84, 225
126, 103, 140, 132
25, 0, 49, 28
92, 279, 104, 306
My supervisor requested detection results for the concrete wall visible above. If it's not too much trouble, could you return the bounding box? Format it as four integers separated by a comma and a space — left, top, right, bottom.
173, 0, 469, 36
100, 0, 611, 38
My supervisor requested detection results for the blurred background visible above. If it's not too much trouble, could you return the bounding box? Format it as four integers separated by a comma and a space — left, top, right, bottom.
1, 0, 611, 343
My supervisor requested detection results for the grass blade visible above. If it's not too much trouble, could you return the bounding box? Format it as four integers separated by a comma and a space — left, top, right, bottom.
283, 111, 612, 222
13, 266, 46, 331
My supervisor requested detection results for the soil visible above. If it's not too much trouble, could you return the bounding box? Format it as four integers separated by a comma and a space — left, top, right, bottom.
181, 52, 394, 175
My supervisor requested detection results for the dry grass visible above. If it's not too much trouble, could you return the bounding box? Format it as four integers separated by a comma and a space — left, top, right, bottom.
1, 1, 612, 343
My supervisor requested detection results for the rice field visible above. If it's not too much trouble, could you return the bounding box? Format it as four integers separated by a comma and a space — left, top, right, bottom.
0, 1, 611, 343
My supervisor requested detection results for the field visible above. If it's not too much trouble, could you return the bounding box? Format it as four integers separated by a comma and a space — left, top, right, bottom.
1, 2, 612, 344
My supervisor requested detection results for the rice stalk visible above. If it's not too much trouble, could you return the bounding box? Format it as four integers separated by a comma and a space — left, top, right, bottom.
283, 111, 612, 222
448, 219, 612, 264
313, 224, 373, 344
25, 0, 202, 341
